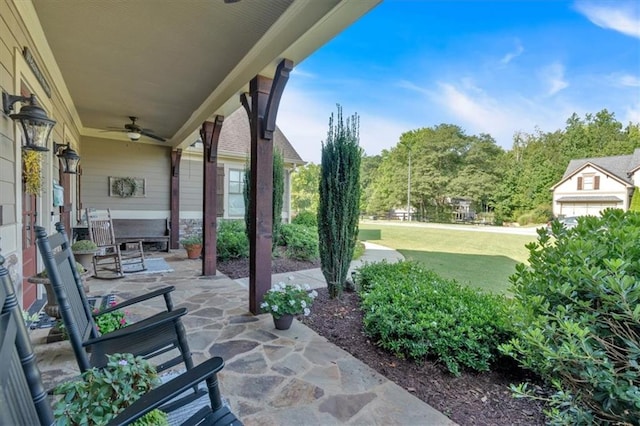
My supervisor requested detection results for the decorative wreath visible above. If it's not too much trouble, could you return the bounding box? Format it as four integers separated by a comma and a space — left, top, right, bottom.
111, 177, 138, 198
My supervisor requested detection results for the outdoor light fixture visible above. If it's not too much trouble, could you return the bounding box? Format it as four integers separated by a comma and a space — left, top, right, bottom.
54, 142, 81, 174
2, 92, 56, 151
127, 131, 141, 141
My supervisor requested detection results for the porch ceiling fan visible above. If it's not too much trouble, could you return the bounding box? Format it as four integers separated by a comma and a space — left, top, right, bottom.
103, 116, 166, 142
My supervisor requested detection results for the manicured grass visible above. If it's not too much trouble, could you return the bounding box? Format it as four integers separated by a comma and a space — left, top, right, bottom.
359, 223, 537, 295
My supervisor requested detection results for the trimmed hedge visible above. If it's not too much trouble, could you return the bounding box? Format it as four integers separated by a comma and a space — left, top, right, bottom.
278, 223, 319, 261
217, 220, 249, 261
357, 260, 512, 376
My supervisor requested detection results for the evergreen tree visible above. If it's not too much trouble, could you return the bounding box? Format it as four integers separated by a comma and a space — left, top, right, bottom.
318, 105, 362, 299
272, 150, 284, 249
243, 150, 285, 251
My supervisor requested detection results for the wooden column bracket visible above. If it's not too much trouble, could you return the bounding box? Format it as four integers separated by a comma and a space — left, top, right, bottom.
171, 149, 182, 177
240, 92, 251, 127
263, 59, 293, 140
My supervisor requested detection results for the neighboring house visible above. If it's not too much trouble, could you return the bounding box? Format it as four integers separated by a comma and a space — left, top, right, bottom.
550, 149, 640, 217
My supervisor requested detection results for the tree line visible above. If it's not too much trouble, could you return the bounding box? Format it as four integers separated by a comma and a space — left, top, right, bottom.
292, 109, 640, 224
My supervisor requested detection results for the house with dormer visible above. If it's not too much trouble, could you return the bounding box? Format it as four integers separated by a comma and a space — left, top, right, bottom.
550, 149, 640, 217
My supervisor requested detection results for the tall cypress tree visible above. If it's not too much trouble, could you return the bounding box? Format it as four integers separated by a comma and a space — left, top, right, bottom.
243, 150, 285, 251
318, 105, 362, 299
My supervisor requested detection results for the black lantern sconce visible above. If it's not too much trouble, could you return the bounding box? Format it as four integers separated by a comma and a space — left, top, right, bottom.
2, 92, 56, 151
54, 142, 81, 174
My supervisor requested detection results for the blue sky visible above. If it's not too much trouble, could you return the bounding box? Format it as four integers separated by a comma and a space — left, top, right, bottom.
278, 0, 640, 164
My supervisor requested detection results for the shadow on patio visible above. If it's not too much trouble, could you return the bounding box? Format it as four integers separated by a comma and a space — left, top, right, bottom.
31, 249, 453, 425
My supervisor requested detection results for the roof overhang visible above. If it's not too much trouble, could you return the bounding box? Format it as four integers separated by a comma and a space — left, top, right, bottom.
19, 0, 380, 150
556, 196, 623, 203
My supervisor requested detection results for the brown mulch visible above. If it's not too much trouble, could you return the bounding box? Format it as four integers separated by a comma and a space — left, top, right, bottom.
217, 257, 547, 426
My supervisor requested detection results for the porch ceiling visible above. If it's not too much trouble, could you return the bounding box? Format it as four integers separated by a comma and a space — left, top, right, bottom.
28, 0, 380, 149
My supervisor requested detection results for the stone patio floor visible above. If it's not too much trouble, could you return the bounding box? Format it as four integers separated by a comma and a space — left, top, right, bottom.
31, 245, 455, 425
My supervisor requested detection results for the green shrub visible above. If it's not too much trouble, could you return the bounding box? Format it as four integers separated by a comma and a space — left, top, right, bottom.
292, 210, 318, 227
500, 209, 640, 424
358, 260, 512, 376
278, 223, 319, 261
71, 239, 98, 252
217, 220, 249, 261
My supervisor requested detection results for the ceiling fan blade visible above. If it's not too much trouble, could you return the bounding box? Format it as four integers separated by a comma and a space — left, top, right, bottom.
140, 129, 166, 142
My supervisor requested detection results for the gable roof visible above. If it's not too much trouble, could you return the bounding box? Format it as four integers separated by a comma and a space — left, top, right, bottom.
195, 108, 305, 165
561, 149, 640, 185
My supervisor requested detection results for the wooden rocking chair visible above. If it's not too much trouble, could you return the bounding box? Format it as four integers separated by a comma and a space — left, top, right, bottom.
34, 223, 194, 375
0, 254, 242, 426
86, 208, 145, 279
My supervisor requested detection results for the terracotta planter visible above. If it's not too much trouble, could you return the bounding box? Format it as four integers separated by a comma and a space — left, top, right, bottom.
273, 314, 294, 330
184, 244, 202, 259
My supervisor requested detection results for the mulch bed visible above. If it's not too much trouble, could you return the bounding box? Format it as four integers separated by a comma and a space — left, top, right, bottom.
217, 257, 548, 425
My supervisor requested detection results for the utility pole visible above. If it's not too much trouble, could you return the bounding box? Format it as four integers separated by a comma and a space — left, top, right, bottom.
407, 148, 411, 222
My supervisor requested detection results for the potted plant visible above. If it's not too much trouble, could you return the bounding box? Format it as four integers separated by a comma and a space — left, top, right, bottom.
27, 261, 89, 342
71, 239, 99, 271
261, 281, 317, 330
180, 234, 203, 259
52, 353, 168, 425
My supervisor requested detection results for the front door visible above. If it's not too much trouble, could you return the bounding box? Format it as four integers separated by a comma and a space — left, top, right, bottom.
22, 188, 38, 308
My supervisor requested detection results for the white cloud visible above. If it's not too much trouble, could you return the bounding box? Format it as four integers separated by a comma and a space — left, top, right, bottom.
574, 0, 640, 38
610, 73, 640, 87
500, 40, 524, 64
625, 102, 640, 124
539, 63, 569, 96
428, 81, 577, 149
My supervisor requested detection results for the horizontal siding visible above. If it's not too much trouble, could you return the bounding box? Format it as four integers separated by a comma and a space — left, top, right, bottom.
81, 136, 171, 211
180, 158, 204, 211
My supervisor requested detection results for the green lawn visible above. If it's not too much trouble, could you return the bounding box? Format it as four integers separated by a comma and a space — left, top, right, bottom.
359, 223, 537, 295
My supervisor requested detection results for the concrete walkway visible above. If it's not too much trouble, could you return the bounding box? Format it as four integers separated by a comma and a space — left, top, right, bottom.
31, 244, 455, 425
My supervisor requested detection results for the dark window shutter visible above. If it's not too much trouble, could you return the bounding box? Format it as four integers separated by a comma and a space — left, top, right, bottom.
577, 177, 583, 190
594, 175, 600, 190
217, 166, 224, 217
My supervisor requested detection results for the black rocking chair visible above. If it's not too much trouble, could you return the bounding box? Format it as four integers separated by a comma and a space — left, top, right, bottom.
0, 254, 241, 426
34, 223, 193, 374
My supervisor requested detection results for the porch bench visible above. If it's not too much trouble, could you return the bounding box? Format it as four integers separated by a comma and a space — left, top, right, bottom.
112, 218, 170, 252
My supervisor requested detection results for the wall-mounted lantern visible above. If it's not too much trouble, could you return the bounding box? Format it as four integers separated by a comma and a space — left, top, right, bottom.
2, 92, 56, 151
54, 142, 81, 174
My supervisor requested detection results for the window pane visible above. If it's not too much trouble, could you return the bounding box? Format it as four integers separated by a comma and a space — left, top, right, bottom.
228, 194, 245, 216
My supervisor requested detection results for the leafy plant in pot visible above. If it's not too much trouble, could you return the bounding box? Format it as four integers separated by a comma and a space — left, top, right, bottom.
180, 234, 203, 259
71, 239, 99, 272
53, 352, 168, 426
261, 281, 317, 330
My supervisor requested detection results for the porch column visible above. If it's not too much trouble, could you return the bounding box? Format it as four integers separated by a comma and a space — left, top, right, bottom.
169, 149, 182, 249
245, 59, 293, 314
201, 117, 224, 276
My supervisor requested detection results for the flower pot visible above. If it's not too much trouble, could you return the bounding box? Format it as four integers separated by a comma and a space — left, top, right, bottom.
273, 314, 294, 330
184, 244, 202, 259
73, 250, 97, 272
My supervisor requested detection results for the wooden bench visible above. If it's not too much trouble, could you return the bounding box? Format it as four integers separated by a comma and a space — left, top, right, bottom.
112, 218, 170, 252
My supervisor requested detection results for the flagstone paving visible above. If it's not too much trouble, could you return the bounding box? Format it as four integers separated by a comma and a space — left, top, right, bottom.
31, 246, 455, 425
